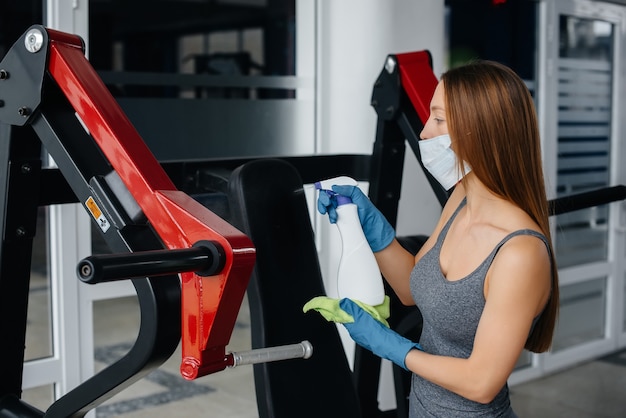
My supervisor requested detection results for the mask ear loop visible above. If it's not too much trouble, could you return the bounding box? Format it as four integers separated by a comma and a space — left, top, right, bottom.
452, 133, 472, 188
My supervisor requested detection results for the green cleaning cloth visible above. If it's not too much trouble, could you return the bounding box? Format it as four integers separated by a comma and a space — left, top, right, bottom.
303, 295, 390, 328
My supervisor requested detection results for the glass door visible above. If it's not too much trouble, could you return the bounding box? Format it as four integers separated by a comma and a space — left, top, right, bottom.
538, 0, 626, 374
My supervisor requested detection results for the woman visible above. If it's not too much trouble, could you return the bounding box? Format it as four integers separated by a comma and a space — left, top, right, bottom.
318, 60, 559, 417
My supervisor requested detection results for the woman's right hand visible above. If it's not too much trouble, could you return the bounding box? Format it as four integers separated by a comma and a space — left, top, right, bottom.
317, 184, 395, 252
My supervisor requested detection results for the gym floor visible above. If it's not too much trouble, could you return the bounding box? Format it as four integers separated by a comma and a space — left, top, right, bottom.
22, 289, 626, 418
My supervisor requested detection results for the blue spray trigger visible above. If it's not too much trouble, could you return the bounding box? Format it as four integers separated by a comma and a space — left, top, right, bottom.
314, 176, 357, 206
335, 194, 353, 206
317, 189, 353, 206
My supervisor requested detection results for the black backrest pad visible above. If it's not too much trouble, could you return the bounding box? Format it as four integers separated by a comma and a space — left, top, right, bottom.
227, 159, 361, 418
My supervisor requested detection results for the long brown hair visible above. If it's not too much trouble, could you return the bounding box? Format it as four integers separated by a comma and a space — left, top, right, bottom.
442, 60, 559, 353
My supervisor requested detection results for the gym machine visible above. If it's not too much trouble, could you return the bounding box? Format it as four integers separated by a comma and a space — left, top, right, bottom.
0, 24, 624, 418
0, 25, 310, 417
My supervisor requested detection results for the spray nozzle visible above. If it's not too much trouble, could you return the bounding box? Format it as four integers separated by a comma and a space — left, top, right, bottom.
314, 176, 358, 206
314, 176, 358, 191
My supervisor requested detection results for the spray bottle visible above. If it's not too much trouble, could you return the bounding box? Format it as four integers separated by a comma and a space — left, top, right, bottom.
315, 176, 385, 306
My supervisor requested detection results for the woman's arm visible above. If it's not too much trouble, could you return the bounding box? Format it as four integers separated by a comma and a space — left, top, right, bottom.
374, 239, 417, 304
403, 234, 552, 403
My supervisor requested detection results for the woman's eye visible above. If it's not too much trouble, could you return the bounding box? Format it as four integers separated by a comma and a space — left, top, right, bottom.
434, 118, 444, 124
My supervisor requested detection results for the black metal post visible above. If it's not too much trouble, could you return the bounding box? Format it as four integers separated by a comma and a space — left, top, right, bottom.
0, 123, 41, 400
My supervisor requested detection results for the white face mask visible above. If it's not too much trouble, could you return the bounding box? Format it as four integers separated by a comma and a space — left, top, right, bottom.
418, 134, 471, 191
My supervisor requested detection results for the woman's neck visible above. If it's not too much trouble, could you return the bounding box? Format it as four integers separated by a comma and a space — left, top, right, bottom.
460, 173, 509, 223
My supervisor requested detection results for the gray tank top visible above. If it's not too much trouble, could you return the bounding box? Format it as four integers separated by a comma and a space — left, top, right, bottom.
409, 198, 548, 417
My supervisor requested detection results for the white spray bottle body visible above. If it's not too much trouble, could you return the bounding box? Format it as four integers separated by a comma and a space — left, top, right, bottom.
315, 177, 386, 306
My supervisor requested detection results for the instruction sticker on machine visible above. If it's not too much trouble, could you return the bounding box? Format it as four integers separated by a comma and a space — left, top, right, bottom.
85, 196, 111, 233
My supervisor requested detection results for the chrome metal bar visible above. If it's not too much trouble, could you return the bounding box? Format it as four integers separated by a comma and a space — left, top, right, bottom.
229, 341, 313, 368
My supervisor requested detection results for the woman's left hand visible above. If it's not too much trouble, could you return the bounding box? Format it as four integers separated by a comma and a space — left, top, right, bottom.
339, 298, 422, 370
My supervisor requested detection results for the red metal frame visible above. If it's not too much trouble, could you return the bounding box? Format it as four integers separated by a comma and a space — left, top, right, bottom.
46, 29, 256, 380
395, 51, 438, 125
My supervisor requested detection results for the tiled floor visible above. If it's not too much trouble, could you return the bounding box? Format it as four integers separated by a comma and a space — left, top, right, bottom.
510, 352, 626, 417
19, 294, 626, 418
91, 295, 259, 418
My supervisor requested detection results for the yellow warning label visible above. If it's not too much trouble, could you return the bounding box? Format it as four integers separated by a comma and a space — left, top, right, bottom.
85, 196, 102, 219
85, 196, 110, 232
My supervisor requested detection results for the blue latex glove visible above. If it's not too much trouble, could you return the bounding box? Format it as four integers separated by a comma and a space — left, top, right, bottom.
339, 298, 422, 370
317, 184, 395, 252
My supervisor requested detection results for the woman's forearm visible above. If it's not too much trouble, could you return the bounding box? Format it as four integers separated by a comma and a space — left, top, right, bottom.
374, 239, 416, 305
